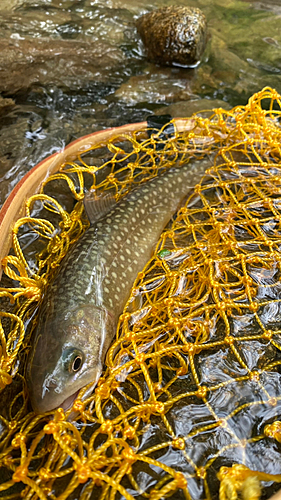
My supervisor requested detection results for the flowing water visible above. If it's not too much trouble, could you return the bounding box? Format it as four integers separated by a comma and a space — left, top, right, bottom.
0, 0, 281, 206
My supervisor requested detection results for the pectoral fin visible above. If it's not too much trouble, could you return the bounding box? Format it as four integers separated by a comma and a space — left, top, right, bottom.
84, 191, 117, 224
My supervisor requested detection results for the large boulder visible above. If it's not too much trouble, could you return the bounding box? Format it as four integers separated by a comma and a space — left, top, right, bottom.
136, 6, 207, 68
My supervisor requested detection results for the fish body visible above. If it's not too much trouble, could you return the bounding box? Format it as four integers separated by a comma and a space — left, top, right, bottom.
27, 161, 209, 413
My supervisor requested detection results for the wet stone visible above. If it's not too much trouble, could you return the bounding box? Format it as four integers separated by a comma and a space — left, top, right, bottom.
0, 96, 15, 117
114, 64, 195, 105
136, 6, 207, 68
0, 38, 125, 94
156, 98, 231, 118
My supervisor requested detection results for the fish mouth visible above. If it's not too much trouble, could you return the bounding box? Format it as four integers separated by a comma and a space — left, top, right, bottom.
60, 390, 80, 411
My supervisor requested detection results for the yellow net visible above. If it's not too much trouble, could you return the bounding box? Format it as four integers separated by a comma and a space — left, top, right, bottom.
1, 87, 281, 500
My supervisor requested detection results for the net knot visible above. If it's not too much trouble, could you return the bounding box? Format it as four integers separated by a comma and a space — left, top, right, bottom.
172, 438, 185, 450
249, 371, 259, 381
174, 472, 188, 489
121, 446, 136, 464
264, 421, 281, 443
151, 401, 165, 415
13, 465, 28, 483
95, 382, 111, 400
224, 336, 234, 345
11, 433, 26, 449
135, 352, 146, 365
100, 420, 114, 434
54, 408, 65, 422
263, 330, 273, 340
0, 366, 12, 389
73, 459, 92, 484
38, 467, 51, 481
218, 465, 261, 500
168, 317, 181, 327
177, 366, 188, 376
196, 386, 208, 399
196, 467, 207, 479
44, 421, 60, 435
123, 425, 136, 440
8, 420, 17, 431
72, 399, 84, 413
182, 343, 196, 354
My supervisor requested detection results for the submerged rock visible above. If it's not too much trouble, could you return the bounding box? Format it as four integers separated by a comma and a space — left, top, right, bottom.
136, 6, 207, 68
156, 98, 231, 118
0, 96, 15, 117
0, 38, 125, 94
114, 64, 195, 105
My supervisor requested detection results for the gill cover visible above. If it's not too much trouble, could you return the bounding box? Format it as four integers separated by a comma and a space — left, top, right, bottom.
27, 305, 114, 413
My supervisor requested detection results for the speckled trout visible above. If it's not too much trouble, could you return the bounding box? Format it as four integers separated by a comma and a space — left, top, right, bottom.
27, 160, 210, 413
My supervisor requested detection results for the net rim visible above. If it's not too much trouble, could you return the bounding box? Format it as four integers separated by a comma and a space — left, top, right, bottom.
0, 118, 194, 280
0, 120, 148, 280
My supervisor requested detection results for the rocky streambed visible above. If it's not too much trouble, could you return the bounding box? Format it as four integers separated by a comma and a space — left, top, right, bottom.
0, 0, 281, 205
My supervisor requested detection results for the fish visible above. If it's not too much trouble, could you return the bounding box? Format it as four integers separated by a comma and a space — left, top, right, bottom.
27, 159, 211, 413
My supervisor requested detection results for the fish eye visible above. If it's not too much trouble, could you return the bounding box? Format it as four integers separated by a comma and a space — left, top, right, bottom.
63, 348, 84, 373
72, 355, 83, 372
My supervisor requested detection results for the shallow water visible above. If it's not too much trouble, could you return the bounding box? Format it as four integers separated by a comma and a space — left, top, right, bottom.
0, 0, 281, 206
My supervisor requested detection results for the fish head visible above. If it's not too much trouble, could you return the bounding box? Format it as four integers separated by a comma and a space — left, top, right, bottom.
27, 305, 114, 413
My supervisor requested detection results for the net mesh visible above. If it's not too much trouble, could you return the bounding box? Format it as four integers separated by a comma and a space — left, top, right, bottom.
1, 87, 281, 500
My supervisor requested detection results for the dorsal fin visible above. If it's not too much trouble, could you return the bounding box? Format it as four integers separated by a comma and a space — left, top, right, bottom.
84, 191, 117, 224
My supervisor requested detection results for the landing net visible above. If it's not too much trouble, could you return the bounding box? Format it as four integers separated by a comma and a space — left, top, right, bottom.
0, 87, 281, 500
